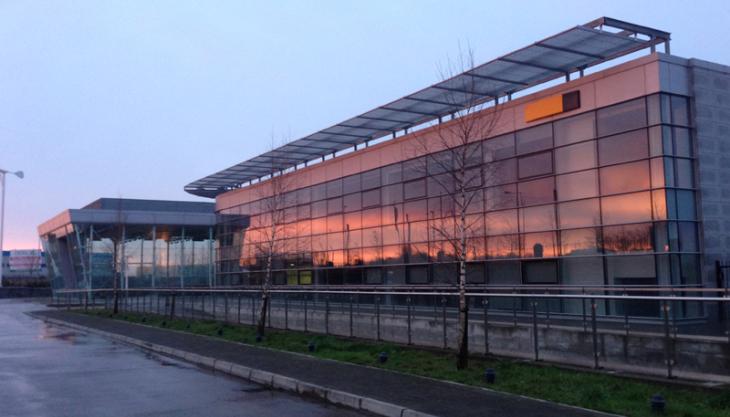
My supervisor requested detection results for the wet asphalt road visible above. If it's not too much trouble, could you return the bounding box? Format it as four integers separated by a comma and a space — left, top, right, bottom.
0, 299, 366, 417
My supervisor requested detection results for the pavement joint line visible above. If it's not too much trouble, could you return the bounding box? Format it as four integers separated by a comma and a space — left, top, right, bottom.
29, 313, 440, 417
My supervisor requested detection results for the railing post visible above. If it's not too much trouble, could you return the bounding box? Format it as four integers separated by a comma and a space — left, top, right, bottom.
512, 294, 517, 327
84, 292, 88, 313
251, 293, 256, 325
304, 293, 309, 332
376, 295, 381, 341
284, 293, 289, 330
349, 295, 354, 337
442, 296, 447, 349
156, 291, 160, 315
483, 298, 489, 355
591, 297, 599, 369
406, 296, 412, 345
170, 292, 176, 320
582, 289, 588, 332
325, 294, 330, 334
663, 300, 674, 379
267, 293, 272, 328
532, 300, 539, 361
237, 292, 241, 324
224, 292, 229, 323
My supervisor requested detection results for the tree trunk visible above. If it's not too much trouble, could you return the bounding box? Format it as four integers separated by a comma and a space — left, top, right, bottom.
257, 247, 274, 337
457, 261, 469, 369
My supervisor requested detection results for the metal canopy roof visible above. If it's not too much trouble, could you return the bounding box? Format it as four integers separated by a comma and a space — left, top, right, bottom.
186, 17, 670, 198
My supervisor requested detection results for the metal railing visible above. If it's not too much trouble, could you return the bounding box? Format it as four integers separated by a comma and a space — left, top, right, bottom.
52, 286, 730, 381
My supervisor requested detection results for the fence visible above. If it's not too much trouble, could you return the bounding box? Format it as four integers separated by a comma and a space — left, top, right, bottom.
52, 286, 730, 382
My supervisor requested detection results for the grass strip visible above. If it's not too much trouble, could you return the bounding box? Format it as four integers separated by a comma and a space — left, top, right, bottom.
84, 309, 729, 417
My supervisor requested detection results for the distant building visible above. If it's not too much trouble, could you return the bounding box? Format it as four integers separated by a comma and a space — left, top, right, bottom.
2, 249, 47, 284
37, 198, 216, 290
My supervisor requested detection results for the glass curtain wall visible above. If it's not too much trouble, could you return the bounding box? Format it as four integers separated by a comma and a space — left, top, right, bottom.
216, 93, 699, 315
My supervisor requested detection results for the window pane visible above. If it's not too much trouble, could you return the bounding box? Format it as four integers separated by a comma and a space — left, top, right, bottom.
484, 133, 515, 161
558, 199, 600, 229
311, 200, 327, 218
327, 197, 343, 214
675, 158, 694, 188
362, 189, 380, 208
518, 177, 554, 206
404, 179, 427, 200
361, 169, 381, 190
521, 232, 558, 258
311, 183, 327, 201
561, 257, 604, 286
343, 193, 361, 213
381, 163, 402, 185
518, 151, 553, 178
520, 204, 556, 232
601, 192, 652, 225
678, 222, 698, 252
555, 141, 596, 174
326, 215, 343, 233
486, 235, 520, 259
676, 190, 696, 220
487, 260, 520, 284
361, 208, 380, 228
403, 199, 428, 222
647, 94, 661, 126
403, 157, 426, 180
485, 158, 517, 186
598, 129, 648, 165
606, 255, 656, 284
382, 183, 403, 205
485, 184, 517, 210
407, 265, 429, 284
671, 95, 690, 126
343, 174, 361, 193
650, 158, 665, 188
556, 170, 598, 201
596, 98, 647, 136
522, 260, 558, 284
516, 123, 552, 154
485, 209, 518, 235
652, 189, 667, 220
674, 128, 692, 157
560, 228, 600, 256
599, 161, 650, 195
602, 223, 653, 253
554, 112, 596, 146
381, 204, 402, 225
327, 179, 343, 198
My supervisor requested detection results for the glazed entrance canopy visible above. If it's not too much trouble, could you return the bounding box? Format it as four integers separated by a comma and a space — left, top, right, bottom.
185, 17, 670, 198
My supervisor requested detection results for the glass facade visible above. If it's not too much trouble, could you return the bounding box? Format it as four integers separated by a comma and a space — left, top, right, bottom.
43, 223, 216, 290
216, 93, 699, 292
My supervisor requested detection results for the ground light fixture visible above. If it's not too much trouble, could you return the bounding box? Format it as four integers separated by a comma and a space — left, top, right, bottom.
378, 352, 388, 364
0, 168, 24, 288
308, 341, 316, 352
484, 368, 496, 384
650, 394, 666, 413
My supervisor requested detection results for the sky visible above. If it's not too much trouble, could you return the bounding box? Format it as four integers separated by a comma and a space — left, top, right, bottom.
1, 0, 728, 250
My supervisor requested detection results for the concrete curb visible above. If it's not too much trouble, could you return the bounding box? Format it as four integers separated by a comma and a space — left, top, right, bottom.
32, 314, 440, 417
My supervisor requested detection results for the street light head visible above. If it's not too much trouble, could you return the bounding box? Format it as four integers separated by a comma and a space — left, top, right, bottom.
13, 171, 23, 179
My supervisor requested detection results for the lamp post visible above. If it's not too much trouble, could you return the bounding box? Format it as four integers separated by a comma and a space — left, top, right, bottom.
0, 168, 24, 288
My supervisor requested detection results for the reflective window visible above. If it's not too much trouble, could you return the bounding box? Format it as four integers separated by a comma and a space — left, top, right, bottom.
327, 179, 343, 198
560, 228, 600, 256
403, 199, 428, 222
520, 204, 556, 232
518, 177, 554, 206
404, 179, 427, 200
521, 232, 558, 257
311, 200, 327, 218
516, 124, 553, 154
674, 128, 692, 157
327, 215, 343, 233
522, 260, 558, 283
343, 174, 361, 193
382, 183, 403, 205
555, 141, 596, 174
602, 223, 653, 253
485, 209, 518, 235
362, 189, 380, 208
678, 222, 698, 252
483, 133, 515, 161
601, 192, 652, 225
403, 157, 426, 180
596, 98, 647, 136
558, 199, 600, 229
381, 204, 402, 225
361, 208, 380, 228
671, 95, 690, 126
343, 193, 361, 213
344, 211, 361, 230
485, 183, 517, 211
311, 183, 327, 201
327, 197, 343, 214
381, 163, 402, 185
606, 255, 656, 284
554, 112, 595, 146
676, 190, 696, 220
675, 158, 694, 188
361, 169, 381, 190
486, 235, 520, 259
556, 170, 598, 201
518, 151, 552, 179
487, 260, 520, 284
650, 158, 665, 188
598, 129, 648, 166
599, 161, 650, 195
485, 158, 517, 186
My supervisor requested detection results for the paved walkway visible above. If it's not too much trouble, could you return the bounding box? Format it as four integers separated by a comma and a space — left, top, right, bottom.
33, 310, 617, 417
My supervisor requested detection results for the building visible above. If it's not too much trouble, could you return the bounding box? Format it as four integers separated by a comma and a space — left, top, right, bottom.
1, 250, 47, 285
182, 17, 730, 307
38, 198, 216, 290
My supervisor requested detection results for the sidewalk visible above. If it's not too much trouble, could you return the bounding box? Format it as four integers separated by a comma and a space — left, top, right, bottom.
32, 310, 618, 417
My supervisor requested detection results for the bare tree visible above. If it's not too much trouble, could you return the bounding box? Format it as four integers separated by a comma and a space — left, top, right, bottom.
410, 47, 502, 369
253, 139, 295, 338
